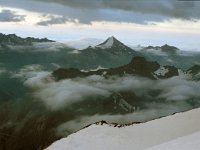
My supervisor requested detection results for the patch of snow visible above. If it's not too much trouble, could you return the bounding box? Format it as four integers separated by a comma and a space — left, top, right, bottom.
178, 69, 191, 79
154, 67, 169, 76
96, 37, 114, 49
103, 71, 107, 75
81, 66, 107, 72
46, 108, 200, 150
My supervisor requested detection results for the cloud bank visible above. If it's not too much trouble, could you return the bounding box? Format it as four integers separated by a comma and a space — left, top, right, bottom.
20, 69, 200, 111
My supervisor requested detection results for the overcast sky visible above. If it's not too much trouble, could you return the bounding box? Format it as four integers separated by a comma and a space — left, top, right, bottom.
0, 0, 200, 50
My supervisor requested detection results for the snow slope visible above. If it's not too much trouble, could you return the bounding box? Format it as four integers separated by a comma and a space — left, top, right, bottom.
96, 37, 114, 49
46, 108, 200, 150
146, 131, 200, 150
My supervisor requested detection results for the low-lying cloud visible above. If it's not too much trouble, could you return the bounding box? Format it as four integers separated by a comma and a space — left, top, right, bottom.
21, 69, 200, 111
4, 42, 67, 52
0, 68, 7, 76
56, 102, 191, 136
155, 77, 200, 101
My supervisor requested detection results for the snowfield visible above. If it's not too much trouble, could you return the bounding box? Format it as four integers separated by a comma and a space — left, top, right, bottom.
96, 36, 114, 49
147, 131, 200, 150
46, 108, 200, 150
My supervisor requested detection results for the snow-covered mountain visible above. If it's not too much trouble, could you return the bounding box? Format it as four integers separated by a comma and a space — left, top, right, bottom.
93, 36, 136, 55
95, 36, 131, 50
66, 36, 141, 69
46, 108, 200, 150
95, 36, 115, 49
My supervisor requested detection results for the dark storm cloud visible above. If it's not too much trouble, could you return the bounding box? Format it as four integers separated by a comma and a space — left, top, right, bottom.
0, 9, 25, 22
0, 0, 200, 25
35, 0, 200, 19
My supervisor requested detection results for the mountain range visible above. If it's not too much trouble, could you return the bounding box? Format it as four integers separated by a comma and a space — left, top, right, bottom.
0, 33, 200, 150
53, 56, 179, 80
0, 33, 54, 46
0, 33, 200, 70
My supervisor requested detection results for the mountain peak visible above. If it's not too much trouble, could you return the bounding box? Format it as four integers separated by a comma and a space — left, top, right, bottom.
95, 36, 126, 49
96, 36, 115, 49
108, 36, 117, 40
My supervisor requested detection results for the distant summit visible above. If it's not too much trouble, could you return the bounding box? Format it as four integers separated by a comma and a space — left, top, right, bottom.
95, 36, 125, 49
95, 36, 115, 49
76, 36, 140, 68
161, 44, 179, 53
0, 33, 54, 46
144, 44, 179, 54
95, 36, 130, 50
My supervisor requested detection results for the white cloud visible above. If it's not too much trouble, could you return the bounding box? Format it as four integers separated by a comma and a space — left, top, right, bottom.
21, 70, 200, 111
0, 68, 7, 75
155, 77, 200, 101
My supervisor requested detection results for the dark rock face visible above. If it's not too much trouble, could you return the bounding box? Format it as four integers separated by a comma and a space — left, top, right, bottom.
52, 57, 174, 80
187, 65, 200, 74
52, 68, 86, 80
164, 66, 179, 78
104, 91, 144, 113
128, 57, 160, 78
161, 44, 179, 54
0, 33, 54, 46
157, 66, 179, 79
187, 64, 200, 80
